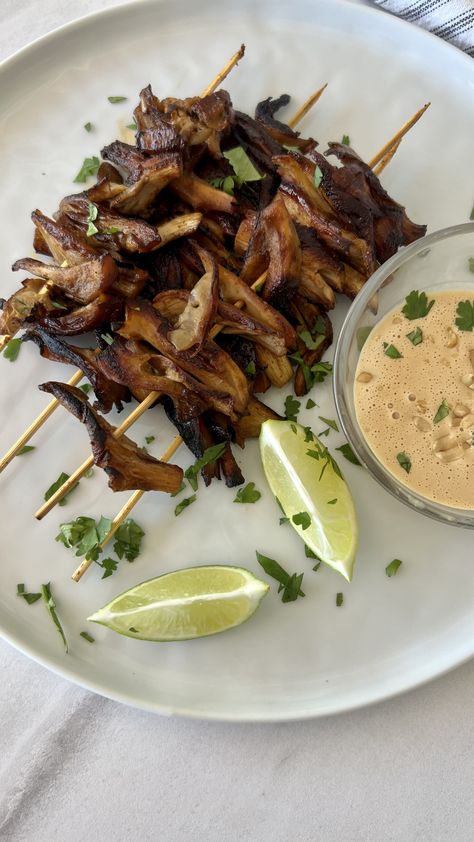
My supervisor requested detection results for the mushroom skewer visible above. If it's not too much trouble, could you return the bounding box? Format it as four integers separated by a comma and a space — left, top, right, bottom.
70, 107, 428, 582
0, 45, 248, 474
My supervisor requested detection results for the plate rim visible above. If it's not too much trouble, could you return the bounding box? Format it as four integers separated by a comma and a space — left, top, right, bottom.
2, 0, 474, 721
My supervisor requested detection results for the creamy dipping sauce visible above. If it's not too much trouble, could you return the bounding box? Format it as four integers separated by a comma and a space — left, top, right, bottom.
354, 290, 474, 509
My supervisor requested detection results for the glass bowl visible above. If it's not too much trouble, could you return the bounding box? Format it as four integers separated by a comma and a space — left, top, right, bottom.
333, 222, 474, 528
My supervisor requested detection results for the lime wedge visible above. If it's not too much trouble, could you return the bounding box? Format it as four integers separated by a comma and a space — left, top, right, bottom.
259, 420, 358, 581
88, 565, 269, 641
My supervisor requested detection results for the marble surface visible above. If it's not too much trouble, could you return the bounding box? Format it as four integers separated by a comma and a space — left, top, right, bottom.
1, 2, 473, 840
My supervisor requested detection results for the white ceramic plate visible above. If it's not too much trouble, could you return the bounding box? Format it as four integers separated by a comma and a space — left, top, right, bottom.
2, 0, 474, 721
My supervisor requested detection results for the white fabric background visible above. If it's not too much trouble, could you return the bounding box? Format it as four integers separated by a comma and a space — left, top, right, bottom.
1, 2, 474, 841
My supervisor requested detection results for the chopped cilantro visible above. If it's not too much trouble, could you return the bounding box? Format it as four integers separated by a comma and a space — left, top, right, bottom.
385, 558, 403, 577
312, 562, 321, 572
74, 155, 100, 184
292, 511, 311, 530
145, 435, 155, 445
356, 325, 373, 351
184, 443, 227, 491
335, 443, 361, 466
96, 557, 118, 579
245, 361, 256, 376
455, 300, 474, 332
255, 551, 305, 602
86, 202, 99, 237
113, 520, 144, 562
284, 395, 301, 422
383, 342, 403, 359
406, 327, 423, 346
341, 134, 350, 146
44, 472, 78, 506
17, 445, 35, 456
41, 583, 68, 653
223, 147, 263, 185
56, 515, 112, 563
127, 122, 137, 131
304, 545, 318, 560
108, 95, 127, 103
84, 122, 93, 132
336, 592, 344, 607
80, 631, 95, 643
175, 495, 197, 516
327, 498, 337, 505
299, 330, 325, 351
313, 166, 323, 188
306, 441, 343, 480
233, 482, 261, 504
100, 333, 114, 345
402, 289, 434, 320
396, 452, 411, 474
306, 398, 316, 409
318, 416, 338, 432
433, 399, 450, 425
209, 175, 236, 196
79, 383, 92, 394
17, 583, 41, 605
3, 338, 22, 362
170, 480, 186, 498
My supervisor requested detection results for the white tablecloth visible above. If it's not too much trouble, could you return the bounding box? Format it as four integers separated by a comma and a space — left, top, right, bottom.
1, 2, 474, 840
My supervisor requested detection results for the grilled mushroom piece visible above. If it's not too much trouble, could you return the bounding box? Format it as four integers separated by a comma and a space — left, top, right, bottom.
12, 254, 118, 305
23, 326, 129, 413
39, 382, 183, 493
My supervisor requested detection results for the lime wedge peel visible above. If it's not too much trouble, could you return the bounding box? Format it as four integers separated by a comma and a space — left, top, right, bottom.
88, 565, 269, 641
259, 420, 358, 582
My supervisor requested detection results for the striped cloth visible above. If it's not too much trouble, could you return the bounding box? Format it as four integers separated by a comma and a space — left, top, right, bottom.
374, 0, 474, 56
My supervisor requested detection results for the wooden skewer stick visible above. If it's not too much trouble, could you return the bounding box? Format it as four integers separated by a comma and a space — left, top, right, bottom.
71, 436, 183, 582
1, 47, 249, 477
368, 103, 430, 170
373, 138, 401, 176
0, 369, 83, 474
287, 83, 328, 129
200, 44, 245, 97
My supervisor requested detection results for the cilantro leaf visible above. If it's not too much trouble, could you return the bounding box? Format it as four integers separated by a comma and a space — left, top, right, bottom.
108, 95, 127, 103
84, 122, 93, 132
127, 122, 137, 131
284, 395, 301, 422
17, 445, 35, 456
3, 338, 22, 362
184, 443, 227, 491
335, 443, 361, 466
223, 147, 263, 185
245, 361, 256, 376
304, 545, 318, 559
145, 435, 155, 445
233, 482, 261, 504
318, 416, 339, 432
455, 300, 474, 332
341, 134, 350, 146
327, 498, 337, 505
79, 383, 92, 394
306, 441, 343, 480
406, 327, 423, 346
292, 511, 311, 530
385, 558, 403, 577
80, 631, 95, 643
170, 480, 186, 498
255, 551, 305, 602
433, 399, 450, 425
96, 557, 118, 579
41, 583, 68, 653
313, 166, 323, 188
74, 155, 100, 184
55, 515, 112, 563
306, 398, 316, 409
336, 592, 344, 607
175, 495, 197, 516
113, 519, 144, 562
17, 583, 41, 605
209, 175, 236, 195
383, 342, 403, 359
86, 202, 99, 237
299, 330, 325, 351
44, 472, 79, 507
402, 290, 434, 320
312, 562, 321, 572
396, 452, 411, 474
